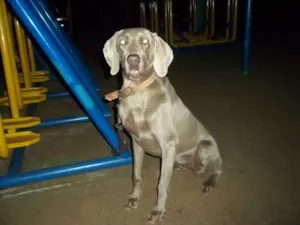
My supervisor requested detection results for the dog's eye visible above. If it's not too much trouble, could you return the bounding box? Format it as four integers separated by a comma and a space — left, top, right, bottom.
142, 39, 148, 44
120, 40, 126, 45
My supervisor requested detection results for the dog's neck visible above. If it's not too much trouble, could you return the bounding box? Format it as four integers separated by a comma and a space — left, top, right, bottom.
104, 72, 157, 101
120, 72, 157, 98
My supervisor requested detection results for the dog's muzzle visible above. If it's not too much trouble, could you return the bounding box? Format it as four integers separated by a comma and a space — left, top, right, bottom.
127, 54, 140, 66
127, 54, 141, 76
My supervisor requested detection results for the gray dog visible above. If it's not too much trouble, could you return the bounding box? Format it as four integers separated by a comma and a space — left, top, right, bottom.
103, 28, 222, 224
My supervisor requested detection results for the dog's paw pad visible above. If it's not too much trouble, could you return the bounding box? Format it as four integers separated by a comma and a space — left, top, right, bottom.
147, 209, 164, 224
201, 183, 212, 194
125, 196, 139, 211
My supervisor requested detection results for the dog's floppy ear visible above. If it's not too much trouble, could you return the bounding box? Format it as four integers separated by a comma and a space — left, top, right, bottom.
103, 30, 123, 75
152, 33, 174, 77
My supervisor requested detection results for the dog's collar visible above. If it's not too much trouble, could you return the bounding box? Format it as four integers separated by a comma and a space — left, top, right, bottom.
105, 73, 157, 101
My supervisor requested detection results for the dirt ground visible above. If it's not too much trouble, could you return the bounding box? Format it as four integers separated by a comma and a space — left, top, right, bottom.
0, 38, 299, 225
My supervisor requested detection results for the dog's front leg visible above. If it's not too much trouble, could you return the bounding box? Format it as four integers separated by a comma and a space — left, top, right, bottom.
125, 139, 144, 210
148, 142, 176, 224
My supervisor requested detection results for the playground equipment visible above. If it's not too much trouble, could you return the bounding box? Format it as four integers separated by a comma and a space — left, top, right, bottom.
0, 0, 132, 189
140, 0, 253, 74
50, 0, 73, 35
140, 0, 238, 48
0, 0, 253, 189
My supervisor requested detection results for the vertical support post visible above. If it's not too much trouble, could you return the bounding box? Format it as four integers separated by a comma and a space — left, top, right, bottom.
140, 1, 146, 28
0, 0, 22, 117
165, 0, 173, 46
242, 0, 253, 76
27, 38, 36, 72
15, 18, 32, 88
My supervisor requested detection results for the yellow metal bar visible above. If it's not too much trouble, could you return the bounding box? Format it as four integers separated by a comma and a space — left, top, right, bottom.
193, 0, 197, 33
189, 0, 193, 32
66, 0, 73, 35
232, 0, 238, 40
0, 0, 22, 118
170, 38, 233, 48
169, 0, 174, 45
226, 0, 231, 39
2, 3, 24, 111
0, 93, 46, 106
150, 1, 155, 32
2, 116, 41, 130
26, 38, 36, 72
205, 0, 209, 36
153, 1, 159, 33
5, 131, 40, 149
14, 18, 32, 88
164, 0, 168, 43
140, 1, 146, 28
1, 0, 23, 110
211, 0, 215, 37
7, 12, 20, 66
0, 114, 9, 158
19, 75, 49, 84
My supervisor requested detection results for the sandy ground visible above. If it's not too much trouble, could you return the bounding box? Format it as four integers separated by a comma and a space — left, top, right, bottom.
0, 38, 299, 225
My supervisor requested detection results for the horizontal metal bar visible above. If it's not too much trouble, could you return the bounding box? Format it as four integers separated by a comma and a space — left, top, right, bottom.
7, 102, 39, 175
32, 114, 111, 129
0, 153, 132, 189
47, 88, 100, 99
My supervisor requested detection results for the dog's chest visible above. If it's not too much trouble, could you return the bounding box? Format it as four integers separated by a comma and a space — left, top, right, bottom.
118, 95, 145, 137
118, 95, 161, 156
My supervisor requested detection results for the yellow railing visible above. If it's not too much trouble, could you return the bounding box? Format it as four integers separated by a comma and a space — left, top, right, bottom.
141, 0, 239, 48
0, 0, 50, 158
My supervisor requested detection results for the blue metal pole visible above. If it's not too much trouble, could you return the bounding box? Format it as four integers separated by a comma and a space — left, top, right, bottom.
47, 88, 101, 99
242, 0, 253, 76
8, 0, 121, 154
29, 0, 110, 115
0, 154, 132, 189
33, 114, 110, 129
7, 148, 26, 175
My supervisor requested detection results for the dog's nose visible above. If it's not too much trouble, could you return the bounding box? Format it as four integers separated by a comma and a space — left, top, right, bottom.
127, 54, 140, 66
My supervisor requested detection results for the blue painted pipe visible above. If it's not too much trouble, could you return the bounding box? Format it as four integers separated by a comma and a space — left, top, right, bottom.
242, 0, 253, 75
8, 0, 121, 154
32, 0, 110, 115
33, 114, 111, 129
7, 148, 26, 175
47, 88, 101, 99
0, 154, 132, 189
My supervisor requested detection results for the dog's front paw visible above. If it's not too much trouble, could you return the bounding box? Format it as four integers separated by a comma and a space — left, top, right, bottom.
125, 195, 140, 211
147, 208, 164, 224
201, 183, 213, 194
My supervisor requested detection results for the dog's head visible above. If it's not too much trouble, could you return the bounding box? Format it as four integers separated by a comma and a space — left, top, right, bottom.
103, 28, 174, 82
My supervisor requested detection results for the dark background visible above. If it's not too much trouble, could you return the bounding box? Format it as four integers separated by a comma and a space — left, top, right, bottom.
65, 0, 299, 43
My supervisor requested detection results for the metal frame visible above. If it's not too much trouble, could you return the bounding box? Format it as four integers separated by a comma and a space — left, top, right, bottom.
140, 0, 254, 75
0, 0, 133, 189
166, 0, 239, 48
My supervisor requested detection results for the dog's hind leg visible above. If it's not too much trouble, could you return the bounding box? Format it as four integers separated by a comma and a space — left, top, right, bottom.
195, 139, 222, 194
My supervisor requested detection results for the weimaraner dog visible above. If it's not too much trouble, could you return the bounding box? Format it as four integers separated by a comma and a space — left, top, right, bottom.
103, 28, 222, 224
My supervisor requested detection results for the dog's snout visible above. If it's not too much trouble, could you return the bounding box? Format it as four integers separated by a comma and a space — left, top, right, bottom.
127, 54, 140, 66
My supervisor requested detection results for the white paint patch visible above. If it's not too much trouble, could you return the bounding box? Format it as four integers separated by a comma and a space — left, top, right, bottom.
0, 172, 106, 200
